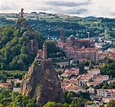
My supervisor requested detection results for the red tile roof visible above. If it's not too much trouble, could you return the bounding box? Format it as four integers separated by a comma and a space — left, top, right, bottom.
0, 83, 10, 88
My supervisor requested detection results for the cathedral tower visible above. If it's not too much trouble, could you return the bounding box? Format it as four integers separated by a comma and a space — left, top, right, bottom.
60, 28, 66, 43
43, 42, 47, 60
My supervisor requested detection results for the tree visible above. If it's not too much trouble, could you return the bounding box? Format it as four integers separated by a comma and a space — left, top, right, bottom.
10, 81, 14, 87
66, 92, 73, 104
70, 100, 77, 107
63, 103, 69, 107
78, 63, 86, 74
43, 102, 69, 107
43, 102, 56, 107
0, 91, 37, 107
108, 83, 115, 89
16, 83, 20, 88
88, 78, 94, 82
100, 105, 104, 107
56, 69, 62, 75
83, 84, 89, 90
102, 83, 108, 89
107, 100, 115, 107
84, 61, 89, 66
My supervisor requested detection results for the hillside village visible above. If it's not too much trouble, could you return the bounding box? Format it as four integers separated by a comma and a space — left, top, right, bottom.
0, 9, 115, 107
0, 33, 114, 107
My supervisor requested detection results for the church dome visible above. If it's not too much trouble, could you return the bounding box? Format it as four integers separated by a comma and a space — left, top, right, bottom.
69, 35, 76, 40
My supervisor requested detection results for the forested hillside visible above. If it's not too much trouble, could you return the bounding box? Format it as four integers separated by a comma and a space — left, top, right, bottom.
0, 14, 115, 39
0, 18, 44, 70
0, 14, 115, 70
0, 17, 65, 70
28, 17, 115, 39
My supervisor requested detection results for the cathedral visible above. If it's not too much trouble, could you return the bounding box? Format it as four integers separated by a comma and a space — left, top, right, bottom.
58, 29, 98, 62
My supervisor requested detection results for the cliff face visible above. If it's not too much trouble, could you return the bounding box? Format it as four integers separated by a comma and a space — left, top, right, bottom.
21, 60, 64, 107
24, 31, 38, 54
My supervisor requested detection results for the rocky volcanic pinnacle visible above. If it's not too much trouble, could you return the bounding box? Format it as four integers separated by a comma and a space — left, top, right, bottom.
21, 60, 64, 107
16, 18, 38, 54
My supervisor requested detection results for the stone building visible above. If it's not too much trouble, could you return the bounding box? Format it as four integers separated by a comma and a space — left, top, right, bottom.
57, 34, 98, 62
60, 28, 66, 43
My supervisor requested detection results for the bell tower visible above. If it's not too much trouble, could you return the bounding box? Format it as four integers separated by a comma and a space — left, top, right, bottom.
43, 42, 47, 60
60, 28, 66, 43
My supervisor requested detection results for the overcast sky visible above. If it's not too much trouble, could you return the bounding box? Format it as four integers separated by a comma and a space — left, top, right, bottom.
0, 0, 115, 18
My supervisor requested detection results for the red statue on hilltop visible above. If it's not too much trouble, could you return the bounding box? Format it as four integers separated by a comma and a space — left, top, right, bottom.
20, 8, 24, 18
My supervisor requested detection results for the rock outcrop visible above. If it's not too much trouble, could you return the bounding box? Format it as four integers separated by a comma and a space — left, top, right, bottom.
25, 31, 38, 54
16, 18, 38, 54
16, 18, 32, 31
21, 60, 64, 107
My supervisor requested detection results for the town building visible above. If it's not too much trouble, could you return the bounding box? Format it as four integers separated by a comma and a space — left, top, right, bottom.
7, 78, 22, 85
87, 87, 95, 94
94, 75, 109, 82
97, 89, 115, 98
87, 82, 102, 87
102, 97, 115, 103
61, 67, 79, 78
57, 33, 98, 62
87, 68, 100, 75
0, 83, 9, 88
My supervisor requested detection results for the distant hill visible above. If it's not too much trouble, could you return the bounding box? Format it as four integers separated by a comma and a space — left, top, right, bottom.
85, 16, 96, 18
0, 13, 115, 39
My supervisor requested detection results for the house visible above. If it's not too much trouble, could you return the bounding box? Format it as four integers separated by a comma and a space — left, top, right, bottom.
102, 97, 115, 103
84, 66, 89, 70
61, 67, 79, 77
98, 53, 106, 60
57, 42, 66, 49
108, 89, 115, 96
0, 83, 9, 88
80, 73, 94, 85
65, 84, 80, 92
69, 77, 79, 86
94, 75, 109, 82
107, 48, 115, 53
87, 82, 102, 87
56, 61, 69, 68
7, 78, 22, 85
87, 87, 95, 94
95, 43, 106, 49
64, 84, 86, 93
108, 54, 115, 60
87, 68, 100, 76
108, 79, 115, 84
97, 89, 115, 98
13, 88, 21, 93
61, 79, 70, 86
